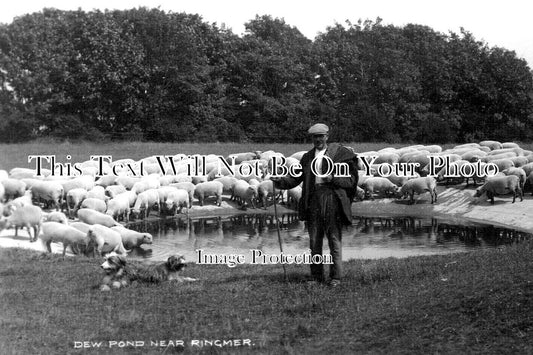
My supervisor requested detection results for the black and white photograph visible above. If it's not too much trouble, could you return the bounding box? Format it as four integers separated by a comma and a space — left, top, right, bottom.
1, 0, 533, 353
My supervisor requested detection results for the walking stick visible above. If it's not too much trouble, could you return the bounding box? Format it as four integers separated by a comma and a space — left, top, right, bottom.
272, 190, 288, 281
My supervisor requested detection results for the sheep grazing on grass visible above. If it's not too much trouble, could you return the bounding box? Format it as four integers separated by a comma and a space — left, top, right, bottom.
361, 177, 399, 200
40, 222, 92, 256
0, 205, 43, 242
398, 177, 438, 204
194, 181, 224, 206
474, 175, 523, 204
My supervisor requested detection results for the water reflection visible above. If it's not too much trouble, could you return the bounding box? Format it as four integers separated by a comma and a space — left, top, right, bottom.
126, 214, 532, 262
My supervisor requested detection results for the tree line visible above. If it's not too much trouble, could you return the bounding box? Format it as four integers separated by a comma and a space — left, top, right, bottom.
0, 8, 532, 143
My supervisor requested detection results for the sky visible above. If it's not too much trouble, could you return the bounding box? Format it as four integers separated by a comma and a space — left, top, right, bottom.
1, 0, 532, 67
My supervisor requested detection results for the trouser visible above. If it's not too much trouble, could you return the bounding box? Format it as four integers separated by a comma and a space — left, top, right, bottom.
307, 186, 343, 281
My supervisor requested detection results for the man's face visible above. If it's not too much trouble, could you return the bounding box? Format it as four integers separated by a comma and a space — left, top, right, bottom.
312, 134, 328, 150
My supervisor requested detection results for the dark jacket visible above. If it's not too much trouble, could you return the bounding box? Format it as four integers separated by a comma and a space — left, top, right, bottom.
274, 143, 358, 225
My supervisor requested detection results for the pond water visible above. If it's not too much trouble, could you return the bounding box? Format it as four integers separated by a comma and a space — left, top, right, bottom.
125, 213, 533, 263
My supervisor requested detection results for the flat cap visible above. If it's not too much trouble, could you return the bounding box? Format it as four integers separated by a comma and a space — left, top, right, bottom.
308, 123, 329, 135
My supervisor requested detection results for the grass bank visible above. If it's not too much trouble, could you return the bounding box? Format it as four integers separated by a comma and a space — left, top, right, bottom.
1, 245, 533, 353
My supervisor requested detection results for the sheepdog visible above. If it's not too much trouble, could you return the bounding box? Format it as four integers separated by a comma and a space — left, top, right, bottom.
99, 252, 198, 291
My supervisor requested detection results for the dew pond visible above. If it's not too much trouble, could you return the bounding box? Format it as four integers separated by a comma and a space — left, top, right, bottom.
126, 213, 533, 263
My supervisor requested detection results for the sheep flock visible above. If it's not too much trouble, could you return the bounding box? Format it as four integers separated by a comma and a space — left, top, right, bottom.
0, 139, 532, 257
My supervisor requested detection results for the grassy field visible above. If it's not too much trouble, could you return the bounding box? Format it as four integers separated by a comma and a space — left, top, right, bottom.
1, 245, 533, 354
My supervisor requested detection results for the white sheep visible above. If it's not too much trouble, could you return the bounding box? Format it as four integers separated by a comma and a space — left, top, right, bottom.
80, 198, 107, 213
40, 221, 92, 256
194, 181, 224, 206
94, 175, 117, 188
212, 176, 238, 195
43, 211, 69, 224
502, 167, 527, 189
106, 193, 131, 222
115, 176, 141, 190
398, 176, 438, 204
61, 176, 95, 194
110, 226, 153, 249
131, 178, 160, 194
0, 205, 43, 242
105, 185, 127, 199
164, 189, 189, 215
77, 208, 119, 227
29, 180, 64, 210
86, 186, 107, 201
66, 187, 88, 218
474, 175, 523, 204
257, 180, 282, 209
361, 177, 399, 200
169, 182, 195, 208
232, 180, 258, 209
1, 178, 26, 201
287, 185, 302, 208
87, 224, 129, 255
131, 189, 160, 219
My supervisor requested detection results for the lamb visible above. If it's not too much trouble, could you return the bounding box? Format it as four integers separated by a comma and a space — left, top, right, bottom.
194, 181, 224, 206
1, 178, 26, 200
164, 189, 189, 215
397, 176, 438, 204
39, 222, 92, 256
66, 187, 88, 218
169, 182, 195, 208
43, 211, 69, 224
232, 180, 258, 209
106, 193, 132, 222
527, 171, 533, 196
361, 177, 399, 200
80, 198, 107, 213
77, 208, 119, 227
111, 226, 153, 249
474, 175, 523, 204
131, 189, 160, 219
87, 224, 129, 255
0, 205, 43, 242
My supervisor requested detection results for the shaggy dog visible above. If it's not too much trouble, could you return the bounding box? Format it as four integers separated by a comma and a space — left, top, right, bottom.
100, 252, 198, 291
